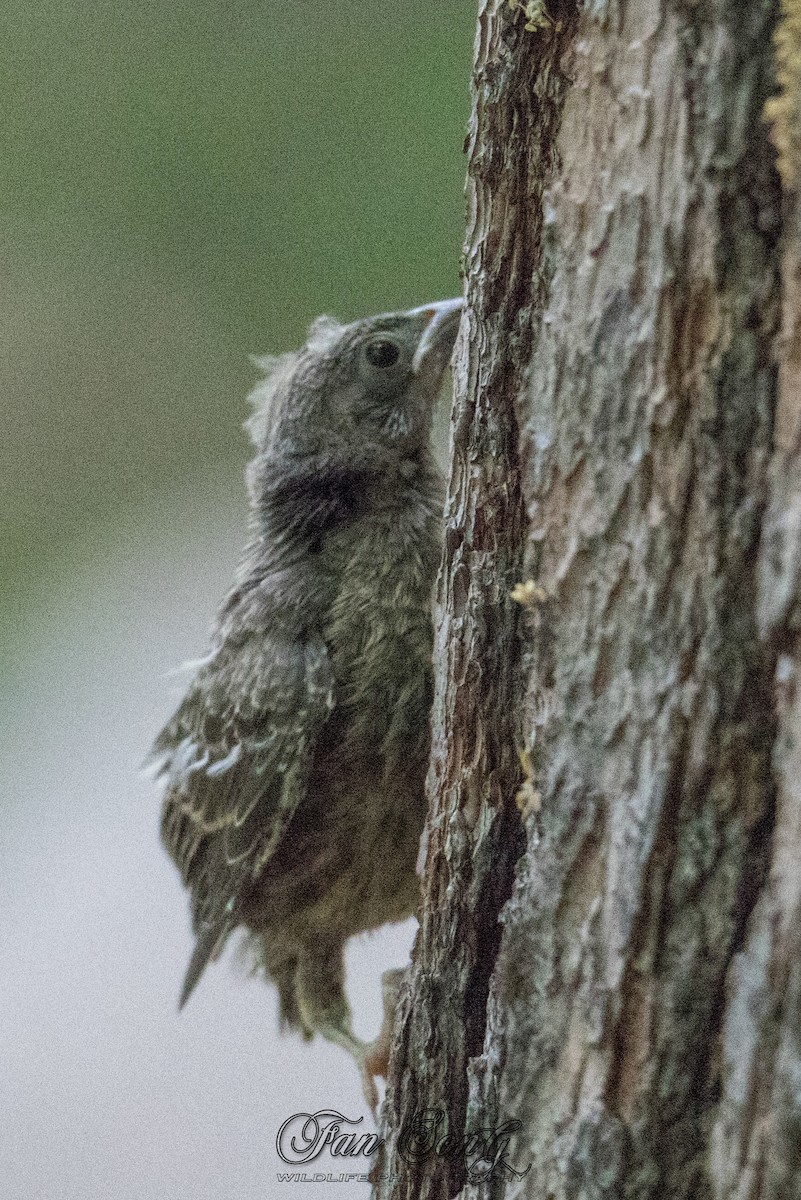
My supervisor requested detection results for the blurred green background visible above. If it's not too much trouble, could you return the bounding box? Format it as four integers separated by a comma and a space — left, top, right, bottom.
2, 7, 473, 1196
2, 0, 471, 629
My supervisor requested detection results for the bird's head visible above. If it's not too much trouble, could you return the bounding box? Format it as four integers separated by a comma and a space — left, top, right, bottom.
248, 299, 463, 474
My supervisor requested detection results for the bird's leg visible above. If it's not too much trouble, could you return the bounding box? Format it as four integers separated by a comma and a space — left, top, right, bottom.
296, 938, 378, 1110
361, 967, 404, 1085
266, 951, 312, 1037
296, 945, 406, 1114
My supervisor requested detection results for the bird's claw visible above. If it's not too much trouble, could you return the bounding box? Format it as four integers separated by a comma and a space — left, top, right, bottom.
358, 1044, 381, 1115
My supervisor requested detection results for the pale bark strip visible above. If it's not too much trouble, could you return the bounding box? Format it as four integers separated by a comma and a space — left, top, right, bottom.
709, 29, 801, 1191
373, 3, 578, 1198
469, 1, 783, 1197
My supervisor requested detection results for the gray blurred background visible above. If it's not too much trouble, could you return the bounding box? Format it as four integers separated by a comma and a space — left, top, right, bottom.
1, 3, 472, 1196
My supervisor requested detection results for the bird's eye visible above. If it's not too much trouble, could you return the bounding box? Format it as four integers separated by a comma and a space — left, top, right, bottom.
365, 338, 401, 369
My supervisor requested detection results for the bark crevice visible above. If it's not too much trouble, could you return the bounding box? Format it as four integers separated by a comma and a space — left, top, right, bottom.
373, 4, 580, 1198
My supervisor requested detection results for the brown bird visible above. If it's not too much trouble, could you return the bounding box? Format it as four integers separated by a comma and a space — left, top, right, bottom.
150, 298, 462, 1104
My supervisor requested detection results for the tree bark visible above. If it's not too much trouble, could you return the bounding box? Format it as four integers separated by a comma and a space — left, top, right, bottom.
374, 1, 801, 1198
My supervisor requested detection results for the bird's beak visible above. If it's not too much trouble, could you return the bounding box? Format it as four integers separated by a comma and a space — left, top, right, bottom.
410, 298, 464, 377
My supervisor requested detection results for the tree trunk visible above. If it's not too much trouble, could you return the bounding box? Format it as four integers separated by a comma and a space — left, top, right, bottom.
373, 1, 801, 1198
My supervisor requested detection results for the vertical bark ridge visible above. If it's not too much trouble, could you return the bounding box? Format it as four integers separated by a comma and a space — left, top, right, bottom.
373, 4, 579, 1198
709, 10, 801, 1195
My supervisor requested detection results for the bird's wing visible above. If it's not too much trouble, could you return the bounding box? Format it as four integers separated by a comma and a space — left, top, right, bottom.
151, 630, 334, 1005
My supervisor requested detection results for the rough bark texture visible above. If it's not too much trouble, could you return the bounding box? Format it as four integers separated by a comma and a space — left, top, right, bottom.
712, 6, 801, 1196
373, 3, 578, 1196
374, 1, 801, 1198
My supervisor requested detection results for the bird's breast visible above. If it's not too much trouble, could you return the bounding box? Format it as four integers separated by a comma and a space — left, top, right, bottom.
322, 503, 439, 768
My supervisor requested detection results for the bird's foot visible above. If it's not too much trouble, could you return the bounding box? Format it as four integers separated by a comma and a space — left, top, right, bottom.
355, 1042, 381, 1116
358, 967, 405, 1114
314, 968, 406, 1117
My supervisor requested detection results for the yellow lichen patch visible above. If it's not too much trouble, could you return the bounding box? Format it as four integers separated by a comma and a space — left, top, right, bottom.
515, 746, 541, 818
510, 579, 549, 606
765, 0, 801, 189
507, 0, 555, 33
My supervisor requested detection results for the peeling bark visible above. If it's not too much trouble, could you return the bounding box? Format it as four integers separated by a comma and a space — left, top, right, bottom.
373, 2, 801, 1198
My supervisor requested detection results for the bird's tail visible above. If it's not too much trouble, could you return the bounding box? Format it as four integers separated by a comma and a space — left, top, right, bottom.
178, 913, 235, 1009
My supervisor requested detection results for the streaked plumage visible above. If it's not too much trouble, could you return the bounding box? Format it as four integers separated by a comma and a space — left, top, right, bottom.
150, 299, 462, 1100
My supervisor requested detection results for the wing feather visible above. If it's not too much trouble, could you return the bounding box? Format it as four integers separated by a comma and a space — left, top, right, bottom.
152, 631, 334, 1004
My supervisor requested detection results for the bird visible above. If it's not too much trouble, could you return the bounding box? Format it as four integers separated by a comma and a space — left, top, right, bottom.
150, 297, 463, 1105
